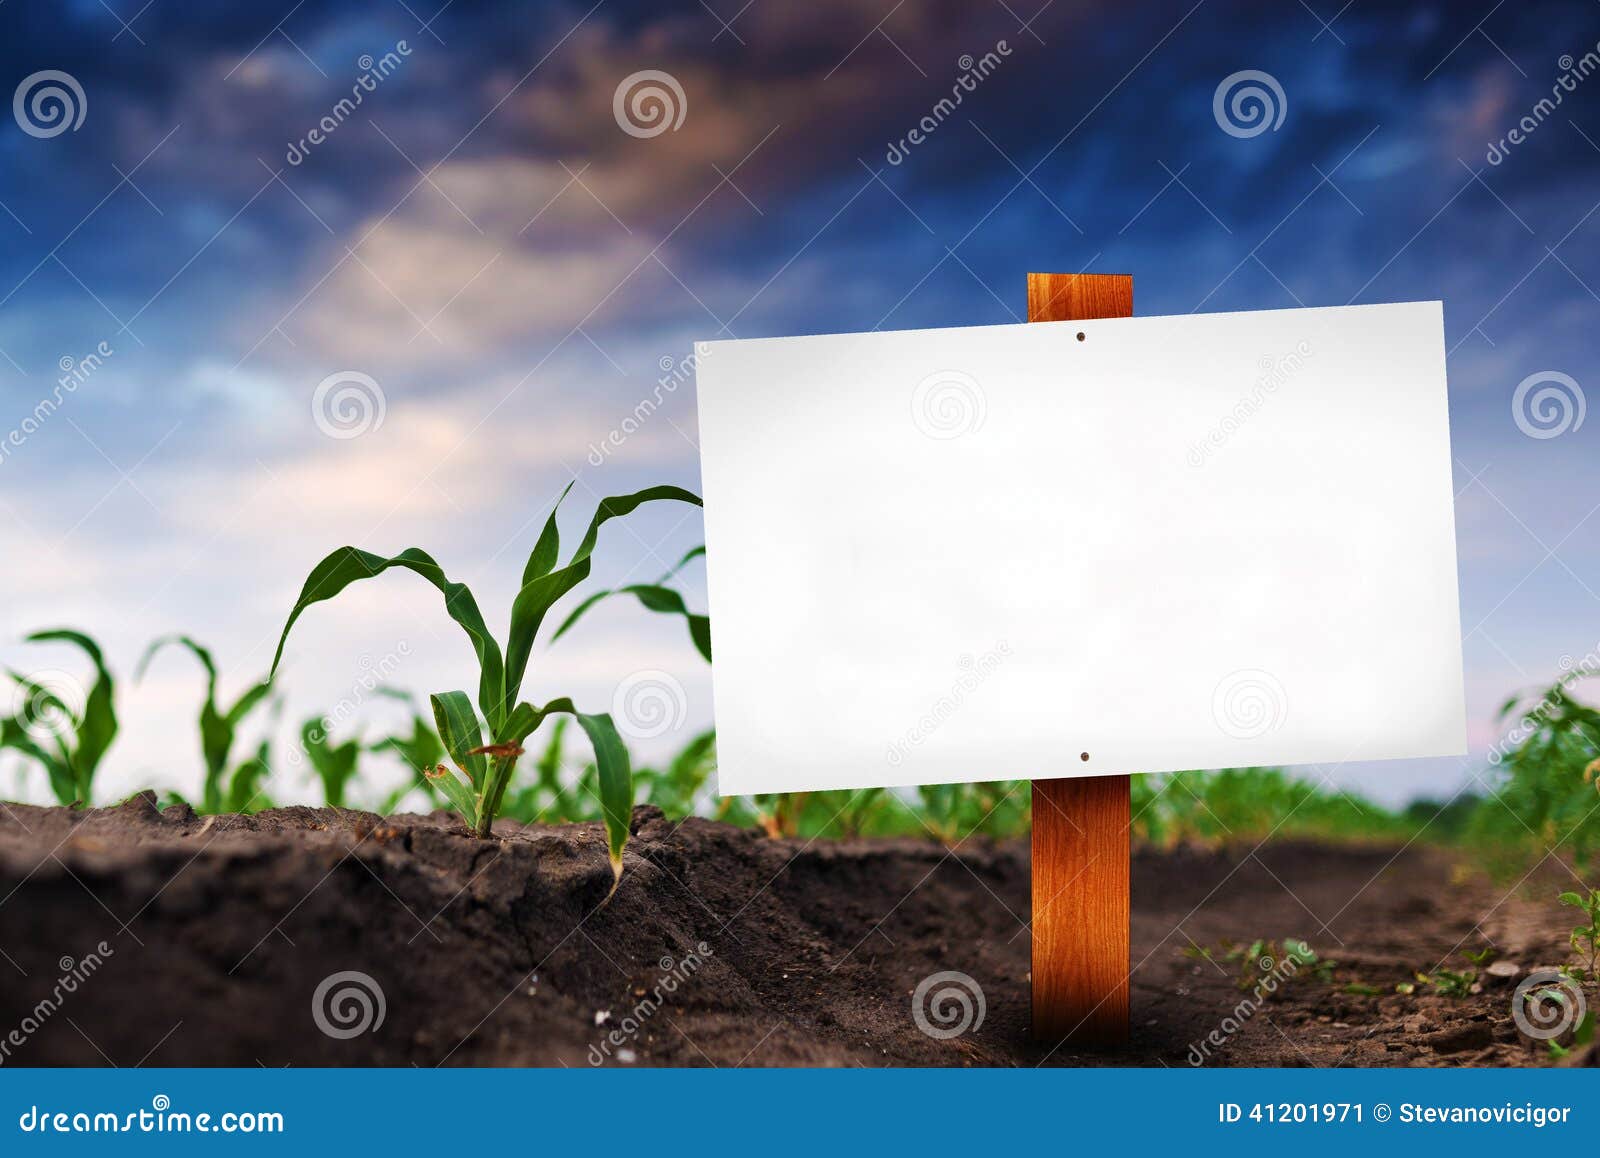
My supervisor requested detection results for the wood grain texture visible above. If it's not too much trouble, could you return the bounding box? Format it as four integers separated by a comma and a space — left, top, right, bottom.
1027, 272, 1133, 1046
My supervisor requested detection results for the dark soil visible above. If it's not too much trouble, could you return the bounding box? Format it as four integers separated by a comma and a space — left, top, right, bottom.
0, 793, 1591, 1067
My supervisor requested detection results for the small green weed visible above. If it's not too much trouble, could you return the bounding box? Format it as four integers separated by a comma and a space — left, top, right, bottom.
1558, 887, 1600, 982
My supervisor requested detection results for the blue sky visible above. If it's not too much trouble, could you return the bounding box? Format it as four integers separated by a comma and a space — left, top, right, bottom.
0, 0, 1596, 808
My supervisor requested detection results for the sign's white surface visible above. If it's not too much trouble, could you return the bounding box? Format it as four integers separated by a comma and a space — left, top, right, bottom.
695, 302, 1465, 795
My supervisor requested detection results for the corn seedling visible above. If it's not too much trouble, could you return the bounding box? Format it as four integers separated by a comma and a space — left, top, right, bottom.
300, 718, 363, 808
225, 738, 277, 814
0, 630, 117, 806
370, 688, 448, 813
1403, 948, 1481, 998
269, 483, 702, 884
1558, 887, 1600, 983
138, 636, 274, 814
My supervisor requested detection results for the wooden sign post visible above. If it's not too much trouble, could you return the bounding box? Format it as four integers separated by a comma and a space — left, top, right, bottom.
697, 277, 1464, 1052
1027, 272, 1133, 1046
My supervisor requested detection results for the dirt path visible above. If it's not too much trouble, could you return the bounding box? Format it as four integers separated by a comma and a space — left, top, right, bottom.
0, 794, 1588, 1066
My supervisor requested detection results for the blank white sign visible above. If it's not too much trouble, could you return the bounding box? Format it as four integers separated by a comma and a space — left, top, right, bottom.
695, 302, 1465, 796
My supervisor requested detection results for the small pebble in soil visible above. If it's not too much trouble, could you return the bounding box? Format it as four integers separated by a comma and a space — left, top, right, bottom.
594, 1010, 611, 1026
617, 1048, 637, 1064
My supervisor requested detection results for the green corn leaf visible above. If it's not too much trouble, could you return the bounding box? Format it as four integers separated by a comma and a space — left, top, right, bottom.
300, 720, 362, 808
521, 481, 575, 587
503, 486, 701, 718
427, 763, 479, 824
139, 636, 256, 812
26, 629, 117, 801
551, 584, 711, 662
430, 691, 487, 788
660, 544, 706, 580
225, 680, 275, 728
272, 547, 506, 730
501, 699, 633, 887
224, 740, 275, 814
0, 715, 75, 805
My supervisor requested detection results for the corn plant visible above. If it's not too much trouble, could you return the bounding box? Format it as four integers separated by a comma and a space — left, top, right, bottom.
269, 483, 701, 884
370, 687, 448, 813
1471, 678, 1600, 871
634, 727, 718, 816
1560, 888, 1600, 983
137, 636, 274, 814
225, 738, 276, 814
0, 629, 117, 806
299, 717, 363, 808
